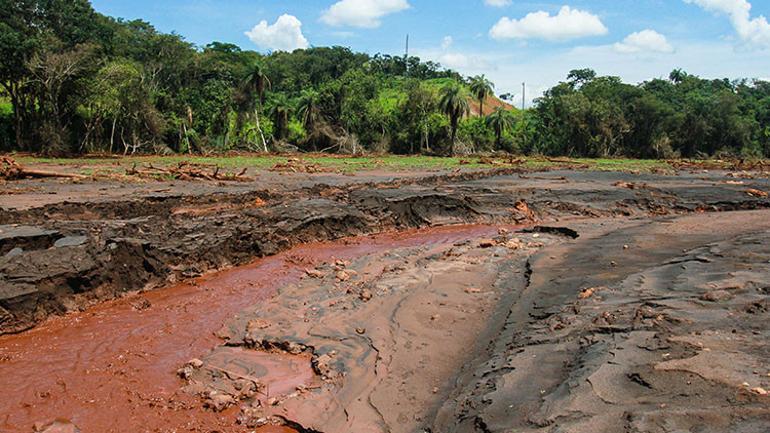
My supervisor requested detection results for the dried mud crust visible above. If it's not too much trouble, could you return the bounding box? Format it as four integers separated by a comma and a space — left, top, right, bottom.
433, 210, 770, 433
1, 169, 769, 334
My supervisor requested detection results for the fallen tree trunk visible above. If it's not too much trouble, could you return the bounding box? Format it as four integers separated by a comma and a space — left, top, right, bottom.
1, 156, 87, 181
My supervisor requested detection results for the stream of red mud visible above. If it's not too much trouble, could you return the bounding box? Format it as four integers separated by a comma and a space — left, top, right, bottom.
0, 224, 505, 433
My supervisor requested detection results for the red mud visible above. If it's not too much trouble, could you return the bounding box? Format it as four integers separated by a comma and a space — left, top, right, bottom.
0, 224, 507, 433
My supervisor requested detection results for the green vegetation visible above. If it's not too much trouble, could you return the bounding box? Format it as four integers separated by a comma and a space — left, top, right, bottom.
12, 154, 674, 175
1, 1, 769, 159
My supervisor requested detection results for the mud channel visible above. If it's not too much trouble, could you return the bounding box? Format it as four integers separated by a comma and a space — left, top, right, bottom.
1, 168, 770, 433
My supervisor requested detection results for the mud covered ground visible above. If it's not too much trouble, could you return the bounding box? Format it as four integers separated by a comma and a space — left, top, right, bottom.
1, 165, 769, 433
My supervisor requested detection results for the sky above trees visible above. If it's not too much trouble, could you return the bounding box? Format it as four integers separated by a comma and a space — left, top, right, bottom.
91, 0, 770, 105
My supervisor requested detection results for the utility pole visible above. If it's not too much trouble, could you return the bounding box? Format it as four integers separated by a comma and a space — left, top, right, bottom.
405, 34, 409, 76
522, 82, 526, 110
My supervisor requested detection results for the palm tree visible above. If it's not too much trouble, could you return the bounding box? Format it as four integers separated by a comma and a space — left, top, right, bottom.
267, 93, 293, 141
297, 89, 321, 137
669, 69, 688, 84
486, 107, 515, 150
439, 82, 470, 151
241, 62, 271, 151
243, 62, 271, 105
469, 75, 494, 117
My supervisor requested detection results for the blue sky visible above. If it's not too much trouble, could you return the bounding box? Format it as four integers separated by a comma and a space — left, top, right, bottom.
91, 0, 770, 105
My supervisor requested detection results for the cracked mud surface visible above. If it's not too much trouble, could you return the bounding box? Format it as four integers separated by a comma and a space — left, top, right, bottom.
1, 168, 770, 432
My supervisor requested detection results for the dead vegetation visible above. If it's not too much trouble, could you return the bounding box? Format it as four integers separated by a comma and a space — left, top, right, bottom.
668, 158, 770, 172
2, 156, 253, 183
1, 156, 87, 181
125, 161, 252, 182
269, 157, 337, 174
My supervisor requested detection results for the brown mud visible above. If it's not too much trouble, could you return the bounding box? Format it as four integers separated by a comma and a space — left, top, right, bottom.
0, 224, 507, 432
1, 168, 770, 432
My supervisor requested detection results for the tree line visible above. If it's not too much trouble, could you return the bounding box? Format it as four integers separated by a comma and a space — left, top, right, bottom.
1, 0, 769, 158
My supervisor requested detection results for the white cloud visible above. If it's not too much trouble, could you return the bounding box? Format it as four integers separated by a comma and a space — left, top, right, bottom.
414, 38, 492, 72
684, 0, 770, 48
614, 30, 674, 53
489, 6, 609, 42
245, 14, 309, 51
485, 0, 512, 7
321, 0, 410, 28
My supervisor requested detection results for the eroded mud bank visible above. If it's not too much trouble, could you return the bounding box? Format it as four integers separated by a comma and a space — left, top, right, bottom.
1, 169, 770, 433
2, 169, 768, 334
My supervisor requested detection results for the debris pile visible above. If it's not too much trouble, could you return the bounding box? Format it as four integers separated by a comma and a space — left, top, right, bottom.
269, 158, 333, 174
126, 161, 251, 181
0, 156, 23, 180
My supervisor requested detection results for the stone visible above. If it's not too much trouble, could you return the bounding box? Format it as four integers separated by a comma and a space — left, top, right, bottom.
35, 420, 80, 433
700, 290, 733, 302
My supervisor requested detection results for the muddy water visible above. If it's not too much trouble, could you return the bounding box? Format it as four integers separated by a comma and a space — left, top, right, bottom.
0, 224, 506, 433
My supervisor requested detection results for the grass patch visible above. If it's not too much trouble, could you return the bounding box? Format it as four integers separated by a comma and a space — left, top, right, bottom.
0, 99, 12, 116
9, 153, 684, 175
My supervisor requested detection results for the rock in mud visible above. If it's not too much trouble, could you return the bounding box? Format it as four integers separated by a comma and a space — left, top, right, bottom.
305, 268, 325, 279
478, 239, 497, 248
358, 288, 373, 301
700, 289, 734, 302
204, 392, 236, 412
34, 420, 80, 433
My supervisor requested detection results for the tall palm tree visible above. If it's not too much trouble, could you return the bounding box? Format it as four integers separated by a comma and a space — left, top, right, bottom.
669, 69, 687, 84
243, 62, 271, 106
469, 75, 494, 117
267, 93, 292, 141
486, 107, 515, 149
241, 62, 271, 151
297, 89, 321, 137
439, 82, 470, 151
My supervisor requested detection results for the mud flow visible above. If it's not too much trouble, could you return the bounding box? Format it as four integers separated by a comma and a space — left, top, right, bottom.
1, 169, 770, 432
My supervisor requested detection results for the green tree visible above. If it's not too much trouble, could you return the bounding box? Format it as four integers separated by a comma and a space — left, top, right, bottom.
0, 0, 102, 151
439, 82, 470, 152
267, 93, 292, 141
485, 107, 515, 150
297, 89, 322, 148
469, 75, 494, 116
27, 44, 97, 154
240, 62, 271, 151
401, 81, 438, 153
567, 68, 597, 88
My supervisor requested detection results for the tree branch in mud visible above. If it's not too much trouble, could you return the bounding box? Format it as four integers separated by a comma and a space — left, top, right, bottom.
125, 161, 252, 182
1, 156, 88, 181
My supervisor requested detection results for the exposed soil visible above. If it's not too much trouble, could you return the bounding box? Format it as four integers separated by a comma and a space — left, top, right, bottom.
1, 167, 769, 432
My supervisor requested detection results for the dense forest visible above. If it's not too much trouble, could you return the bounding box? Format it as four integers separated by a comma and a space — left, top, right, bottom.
1, 0, 769, 158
